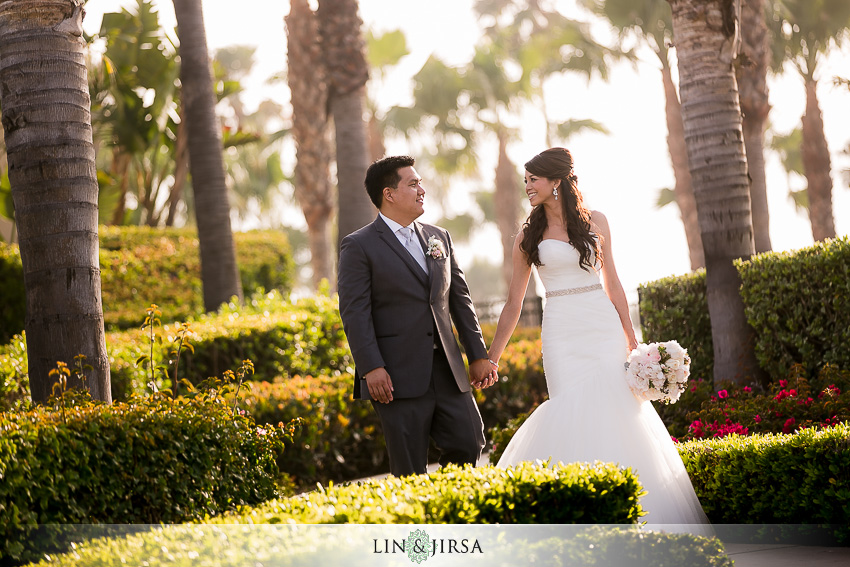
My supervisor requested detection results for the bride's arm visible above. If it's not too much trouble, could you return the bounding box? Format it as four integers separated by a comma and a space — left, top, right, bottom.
487, 230, 533, 366
591, 210, 638, 351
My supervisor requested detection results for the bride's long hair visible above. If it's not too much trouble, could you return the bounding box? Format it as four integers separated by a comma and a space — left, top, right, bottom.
519, 147, 602, 272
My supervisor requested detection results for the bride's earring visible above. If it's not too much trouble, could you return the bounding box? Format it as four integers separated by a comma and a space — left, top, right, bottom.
553, 186, 559, 200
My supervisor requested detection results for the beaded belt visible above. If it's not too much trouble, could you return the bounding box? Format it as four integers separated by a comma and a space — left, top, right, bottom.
545, 283, 603, 298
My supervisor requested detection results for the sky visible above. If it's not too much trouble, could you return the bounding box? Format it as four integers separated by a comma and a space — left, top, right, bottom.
81, 0, 850, 297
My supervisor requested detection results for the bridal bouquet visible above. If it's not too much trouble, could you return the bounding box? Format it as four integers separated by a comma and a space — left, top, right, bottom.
625, 340, 690, 404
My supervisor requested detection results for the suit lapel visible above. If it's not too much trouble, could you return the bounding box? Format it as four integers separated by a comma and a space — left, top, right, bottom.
374, 216, 428, 285
417, 223, 446, 295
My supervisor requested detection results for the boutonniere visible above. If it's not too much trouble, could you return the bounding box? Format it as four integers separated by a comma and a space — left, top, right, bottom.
426, 236, 446, 260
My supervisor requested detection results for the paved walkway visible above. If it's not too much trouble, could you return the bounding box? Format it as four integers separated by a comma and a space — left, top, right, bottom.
723, 543, 850, 566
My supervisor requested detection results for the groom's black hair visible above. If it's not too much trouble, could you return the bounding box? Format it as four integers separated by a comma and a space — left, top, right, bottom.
364, 155, 416, 208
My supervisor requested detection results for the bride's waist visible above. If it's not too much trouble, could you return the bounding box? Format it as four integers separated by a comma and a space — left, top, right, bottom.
543, 283, 603, 298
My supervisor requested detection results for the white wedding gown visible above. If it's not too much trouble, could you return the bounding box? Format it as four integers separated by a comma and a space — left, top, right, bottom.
497, 239, 711, 531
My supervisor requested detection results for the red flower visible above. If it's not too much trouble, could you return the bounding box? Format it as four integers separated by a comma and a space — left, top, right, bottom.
743, 386, 752, 393
718, 390, 729, 399
782, 417, 796, 434
754, 414, 762, 423
779, 379, 788, 388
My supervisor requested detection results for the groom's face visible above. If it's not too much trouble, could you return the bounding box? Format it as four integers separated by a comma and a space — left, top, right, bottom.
384, 166, 425, 222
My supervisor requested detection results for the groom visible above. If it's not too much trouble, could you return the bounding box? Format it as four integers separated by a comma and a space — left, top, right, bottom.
337, 155, 495, 477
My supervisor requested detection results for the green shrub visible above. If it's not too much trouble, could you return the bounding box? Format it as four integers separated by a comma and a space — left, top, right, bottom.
0, 291, 352, 405
679, 422, 850, 542
0, 392, 296, 565
239, 374, 387, 488
737, 236, 850, 379
20, 521, 731, 567
639, 237, 850, 387
638, 270, 713, 385
0, 227, 296, 339
0, 333, 27, 412
223, 460, 644, 524
106, 291, 351, 400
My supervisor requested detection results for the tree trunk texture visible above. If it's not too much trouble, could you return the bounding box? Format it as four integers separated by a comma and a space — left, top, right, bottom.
737, 0, 772, 253
668, 0, 763, 386
173, 0, 243, 310
801, 77, 835, 242
0, 0, 111, 403
317, 0, 375, 246
286, 0, 335, 289
661, 59, 704, 270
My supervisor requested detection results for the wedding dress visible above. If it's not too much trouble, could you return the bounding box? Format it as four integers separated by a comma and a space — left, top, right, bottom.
497, 239, 711, 531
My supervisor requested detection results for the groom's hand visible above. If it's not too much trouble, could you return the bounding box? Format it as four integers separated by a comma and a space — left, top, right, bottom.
469, 358, 496, 389
364, 367, 394, 403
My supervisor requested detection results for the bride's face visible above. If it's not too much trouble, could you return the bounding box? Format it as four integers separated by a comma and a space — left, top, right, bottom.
524, 170, 559, 207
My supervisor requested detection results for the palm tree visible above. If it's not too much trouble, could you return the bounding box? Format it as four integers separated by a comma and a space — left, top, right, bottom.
770, 0, 850, 242
365, 29, 411, 162
580, 0, 706, 269
667, 0, 762, 386
316, 0, 375, 246
172, 0, 243, 311
287, 0, 335, 288
0, 0, 111, 402
94, 0, 183, 227
737, 0, 772, 252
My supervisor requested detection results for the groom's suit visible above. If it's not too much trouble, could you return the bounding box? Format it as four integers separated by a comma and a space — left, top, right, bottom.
338, 215, 488, 476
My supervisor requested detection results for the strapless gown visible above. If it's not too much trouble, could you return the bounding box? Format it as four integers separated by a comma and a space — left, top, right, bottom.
497, 239, 711, 531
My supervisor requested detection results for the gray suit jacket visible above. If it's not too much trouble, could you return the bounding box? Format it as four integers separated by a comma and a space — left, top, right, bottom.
337, 216, 488, 400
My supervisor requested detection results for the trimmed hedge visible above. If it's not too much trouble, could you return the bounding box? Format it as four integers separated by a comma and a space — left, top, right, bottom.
0, 227, 296, 339
19, 462, 732, 567
225, 461, 645, 524
639, 236, 850, 384
20, 525, 731, 567
638, 270, 713, 385
737, 237, 850, 380
108, 292, 351, 400
0, 393, 296, 565
0, 291, 352, 405
239, 374, 387, 488
679, 423, 850, 541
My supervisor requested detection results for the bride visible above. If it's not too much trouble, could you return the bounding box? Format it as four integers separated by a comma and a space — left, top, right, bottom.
486, 147, 710, 529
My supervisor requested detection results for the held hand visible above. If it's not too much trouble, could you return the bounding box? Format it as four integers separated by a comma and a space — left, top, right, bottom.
470, 358, 497, 389
364, 367, 394, 403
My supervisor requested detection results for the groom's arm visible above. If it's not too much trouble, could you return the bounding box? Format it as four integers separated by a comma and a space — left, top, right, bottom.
338, 235, 385, 376
444, 230, 489, 363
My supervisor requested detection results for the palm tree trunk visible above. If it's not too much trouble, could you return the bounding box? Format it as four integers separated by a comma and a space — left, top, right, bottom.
801, 77, 835, 242
668, 0, 762, 386
173, 0, 243, 310
738, 0, 772, 253
317, 0, 375, 246
287, 0, 336, 288
660, 57, 704, 270
494, 130, 520, 290
329, 90, 374, 245
0, 0, 111, 403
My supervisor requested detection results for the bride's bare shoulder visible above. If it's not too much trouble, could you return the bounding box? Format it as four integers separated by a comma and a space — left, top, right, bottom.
589, 210, 610, 234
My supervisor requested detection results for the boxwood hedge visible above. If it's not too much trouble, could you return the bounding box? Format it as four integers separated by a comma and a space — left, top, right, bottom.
0, 393, 296, 565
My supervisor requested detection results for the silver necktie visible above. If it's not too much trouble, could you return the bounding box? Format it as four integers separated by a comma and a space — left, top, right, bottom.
400, 226, 428, 274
